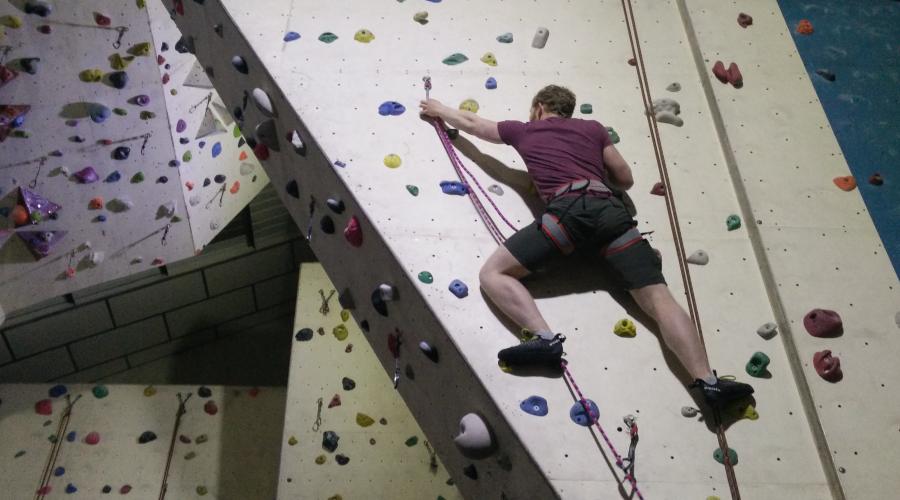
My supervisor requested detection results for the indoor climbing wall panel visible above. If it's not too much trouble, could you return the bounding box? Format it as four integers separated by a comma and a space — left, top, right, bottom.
0, 1, 267, 318
0, 383, 283, 498
279, 263, 461, 499
165, 0, 893, 498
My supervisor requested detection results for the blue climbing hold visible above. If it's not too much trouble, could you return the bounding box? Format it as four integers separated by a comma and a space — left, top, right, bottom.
54, 466, 65, 476
378, 101, 406, 116
520, 396, 548, 417
105, 171, 121, 182
66, 431, 76, 442
448, 279, 469, 298
65, 483, 77, 494
96, 214, 107, 222
199, 141, 206, 149
211, 142, 222, 158
89, 104, 111, 124
169, 160, 180, 168
485, 77, 497, 90
284, 31, 301, 42
569, 399, 599, 427
49, 384, 67, 398
440, 181, 469, 196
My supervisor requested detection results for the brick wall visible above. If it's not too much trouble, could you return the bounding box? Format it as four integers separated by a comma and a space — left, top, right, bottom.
0, 235, 314, 383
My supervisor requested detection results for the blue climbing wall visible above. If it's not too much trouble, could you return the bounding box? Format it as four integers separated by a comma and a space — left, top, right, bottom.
778, 0, 900, 277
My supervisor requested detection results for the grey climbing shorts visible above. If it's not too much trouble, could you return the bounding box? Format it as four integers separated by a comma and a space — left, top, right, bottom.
504, 194, 666, 290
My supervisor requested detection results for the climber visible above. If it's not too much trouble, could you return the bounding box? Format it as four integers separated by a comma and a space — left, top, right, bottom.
419, 85, 753, 408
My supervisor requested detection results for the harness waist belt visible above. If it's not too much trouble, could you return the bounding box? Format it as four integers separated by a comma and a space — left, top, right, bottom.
552, 179, 612, 199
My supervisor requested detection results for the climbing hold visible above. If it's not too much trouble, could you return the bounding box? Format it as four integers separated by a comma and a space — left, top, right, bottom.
440, 180, 469, 195
737, 13, 753, 28
65, 483, 77, 494
320, 215, 335, 234
333, 324, 349, 341
869, 173, 883, 186
496, 32, 514, 43
328, 394, 342, 408
740, 404, 759, 421
253, 143, 270, 160
342, 377, 356, 390
480, 52, 498, 66
650, 182, 666, 196
322, 431, 340, 452
113, 146, 130, 160
462, 464, 479, 480
252, 88, 274, 116
485, 77, 497, 89
84, 432, 100, 445
108, 71, 129, 89
418, 271, 434, 284
627, 58, 636, 66
35, 399, 52, 415
378, 101, 405, 116
804, 309, 842, 338
580, 103, 593, 114
197, 386, 212, 398
80, 68, 104, 82
326, 198, 345, 214
179, 435, 191, 444
286, 180, 300, 198
413, 11, 429, 24
74, 167, 99, 184
520, 395, 549, 416
532, 27, 550, 48
231, 55, 248, 74
681, 406, 699, 418
833, 176, 856, 191
140, 110, 156, 120
449, 279, 469, 298
66, 431, 76, 442
442, 53, 468, 65
377, 283, 397, 302
159, 201, 176, 219
340, 310, 350, 322
283, 31, 301, 42
757, 322, 778, 340
211, 142, 222, 158
195, 434, 209, 444
712, 60, 729, 84
454, 413, 493, 454
230, 181, 240, 194
796, 19, 814, 35
486, 184, 504, 196
204, 400, 218, 415
726, 214, 741, 231
196, 486, 208, 496
90, 384, 109, 398
138, 431, 157, 444
89, 104, 111, 123
459, 99, 479, 113
294, 327, 314, 341
120, 485, 132, 494
746, 352, 770, 377
687, 250, 709, 265
666, 82, 682, 92
815, 69, 836, 82
110, 54, 131, 71
613, 319, 637, 338
49, 384, 67, 397
24, 1, 52, 17
344, 216, 363, 246
727, 62, 743, 88
652, 98, 683, 127
318, 32, 338, 43
315, 455, 327, 465
143, 385, 157, 397
406, 185, 419, 196
404, 436, 419, 447
354, 29, 375, 43
176, 119, 187, 133
384, 154, 402, 168
214, 174, 226, 184
19, 57, 40, 75
419, 341, 439, 362
356, 413, 375, 427
569, 399, 600, 427
713, 447, 739, 465
607, 127, 620, 144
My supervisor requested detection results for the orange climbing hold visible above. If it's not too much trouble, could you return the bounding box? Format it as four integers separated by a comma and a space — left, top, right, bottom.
833, 176, 856, 191
796, 19, 814, 35
239, 151, 248, 161
11, 204, 28, 225
230, 181, 240, 194
89, 197, 104, 210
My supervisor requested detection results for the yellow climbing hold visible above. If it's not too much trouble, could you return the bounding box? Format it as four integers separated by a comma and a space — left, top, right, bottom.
354, 29, 375, 43
613, 319, 637, 337
499, 360, 513, 373
129, 42, 152, 57
0, 15, 23, 29
383, 154, 402, 169
110, 54, 134, 70
520, 329, 536, 341
80, 69, 104, 82
340, 309, 350, 322
707, 497, 722, 500
196, 486, 208, 496
328, 496, 343, 500
315, 455, 327, 465
480, 52, 498, 66
143, 385, 157, 397
288, 436, 298, 446
356, 413, 375, 427
741, 404, 759, 421
459, 99, 480, 114
333, 324, 349, 341
137, 0, 146, 8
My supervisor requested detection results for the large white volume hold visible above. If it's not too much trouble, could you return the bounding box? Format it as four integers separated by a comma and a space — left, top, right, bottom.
252, 88, 275, 116
454, 413, 493, 453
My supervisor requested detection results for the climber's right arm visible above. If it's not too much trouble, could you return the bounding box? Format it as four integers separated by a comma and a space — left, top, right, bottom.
420, 99, 503, 144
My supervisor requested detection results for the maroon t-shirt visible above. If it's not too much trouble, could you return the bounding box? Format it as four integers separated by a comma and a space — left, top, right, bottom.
497, 117, 613, 201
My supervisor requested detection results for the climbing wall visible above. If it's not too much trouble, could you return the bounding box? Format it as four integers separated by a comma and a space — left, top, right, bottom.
279, 263, 461, 499
0, 383, 283, 498
164, 0, 899, 498
0, 1, 267, 318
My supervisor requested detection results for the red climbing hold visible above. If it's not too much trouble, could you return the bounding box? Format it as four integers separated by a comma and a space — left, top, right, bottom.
120, 485, 132, 494
36, 486, 52, 495
328, 394, 342, 408
204, 400, 218, 415
157, 55, 165, 65
833, 176, 856, 191
344, 216, 363, 247
230, 181, 240, 194
239, 151, 248, 161
94, 12, 111, 26
796, 19, 814, 35
185, 181, 194, 190
727, 62, 743, 88
737, 13, 753, 28
712, 60, 729, 84
650, 182, 666, 196
868, 173, 883, 186
803, 308, 843, 338
253, 143, 270, 161
84, 432, 100, 445
248, 387, 260, 398
35, 399, 52, 415
627, 58, 636, 66
162, 73, 170, 85
813, 350, 842, 382
174, 0, 184, 16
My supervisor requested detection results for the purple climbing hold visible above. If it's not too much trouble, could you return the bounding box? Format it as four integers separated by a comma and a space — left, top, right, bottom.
804, 309, 843, 338
284, 31, 301, 42
520, 395, 549, 416
485, 77, 497, 89
214, 174, 226, 184
448, 279, 468, 298
113, 146, 130, 160
335, 454, 350, 465
169, 160, 181, 168
73, 167, 99, 183
378, 101, 406, 116
104, 171, 121, 182
199, 141, 206, 149
132, 95, 151, 106
440, 181, 469, 196
211, 142, 222, 158
49, 384, 67, 397
569, 399, 599, 427
176, 119, 187, 133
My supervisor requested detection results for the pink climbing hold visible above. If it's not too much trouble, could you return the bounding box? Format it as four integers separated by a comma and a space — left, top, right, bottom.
727, 62, 743, 88
344, 216, 363, 247
120, 484, 132, 494
84, 432, 100, 445
36, 486, 52, 495
712, 60, 729, 84
803, 308, 843, 338
203, 400, 218, 415
35, 399, 52, 415
650, 182, 666, 196
813, 350, 842, 382
328, 394, 341, 408
737, 13, 753, 28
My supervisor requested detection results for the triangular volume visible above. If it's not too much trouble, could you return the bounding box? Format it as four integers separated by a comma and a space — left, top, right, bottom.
0, 105, 31, 142
17, 230, 67, 259
182, 60, 213, 89
210, 99, 234, 126
0, 64, 19, 88
195, 107, 227, 139
16, 186, 62, 227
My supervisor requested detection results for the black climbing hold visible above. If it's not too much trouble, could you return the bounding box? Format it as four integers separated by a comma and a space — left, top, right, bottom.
326, 198, 345, 214
231, 55, 249, 74
295, 328, 314, 341
112, 146, 130, 160
138, 431, 157, 444
108, 71, 128, 89
815, 68, 836, 82
160, 42, 169, 51
338, 288, 355, 309
419, 341, 439, 362
203, 178, 211, 187
237, 137, 246, 148
360, 320, 370, 332
335, 454, 350, 465
371, 290, 388, 317
102, 485, 112, 493
286, 180, 300, 198
320, 215, 335, 234
245, 137, 257, 149
463, 464, 478, 480
24, 1, 52, 16
233, 107, 244, 121
342, 377, 356, 390
175, 35, 195, 54
197, 386, 212, 398
179, 137, 189, 144
405, 364, 415, 380
214, 174, 226, 184
322, 431, 339, 452
213, 24, 224, 37
19, 57, 40, 75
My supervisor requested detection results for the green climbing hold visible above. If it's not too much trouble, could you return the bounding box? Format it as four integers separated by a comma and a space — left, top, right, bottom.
140, 111, 155, 120
459, 99, 479, 113
418, 271, 434, 284
333, 324, 348, 341
580, 103, 593, 114
184, 451, 197, 460
233, 125, 241, 138
48, 434, 58, 443
406, 185, 419, 196
356, 413, 375, 427
196, 486, 208, 496
15, 450, 26, 458
405, 436, 418, 447
319, 32, 338, 43
726, 214, 741, 231
109, 54, 134, 70
745, 352, 770, 378
288, 436, 298, 446
195, 434, 208, 444
713, 447, 738, 466
606, 127, 620, 144
137, 0, 146, 8
92, 385, 109, 399
113, 108, 127, 116
315, 455, 327, 465
442, 53, 468, 65
354, 29, 375, 43
79, 69, 103, 82
129, 42, 151, 57
182, 151, 192, 162
131, 172, 144, 183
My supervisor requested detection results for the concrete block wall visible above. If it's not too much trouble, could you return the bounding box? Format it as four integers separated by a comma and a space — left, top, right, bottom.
0, 235, 312, 383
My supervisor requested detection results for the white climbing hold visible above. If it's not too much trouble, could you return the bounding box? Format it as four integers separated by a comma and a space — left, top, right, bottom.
378, 283, 396, 301
454, 413, 493, 454
252, 88, 274, 116
532, 27, 550, 48
686, 250, 709, 265
82, 240, 92, 250
681, 406, 699, 417
757, 322, 778, 340
89, 251, 105, 266
189, 194, 201, 207
210, 221, 219, 230
652, 98, 683, 127
131, 256, 143, 264
487, 184, 504, 196
239, 163, 255, 175
159, 201, 176, 218
60, 166, 70, 177
666, 82, 681, 92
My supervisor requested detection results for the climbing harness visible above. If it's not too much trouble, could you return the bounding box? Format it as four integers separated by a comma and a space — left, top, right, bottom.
158, 392, 192, 500
35, 394, 82, 500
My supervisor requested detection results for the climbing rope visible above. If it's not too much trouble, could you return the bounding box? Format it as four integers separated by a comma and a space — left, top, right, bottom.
158, 392, 192, 500
618, 0, 741, 497
35, 394, 82, 500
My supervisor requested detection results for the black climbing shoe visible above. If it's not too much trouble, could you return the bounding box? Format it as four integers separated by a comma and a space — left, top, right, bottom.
498, 334, 565, 367
691, 376, 754, 409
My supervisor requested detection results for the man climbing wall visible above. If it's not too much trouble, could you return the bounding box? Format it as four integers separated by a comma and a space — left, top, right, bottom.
419, 85, 754, 409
